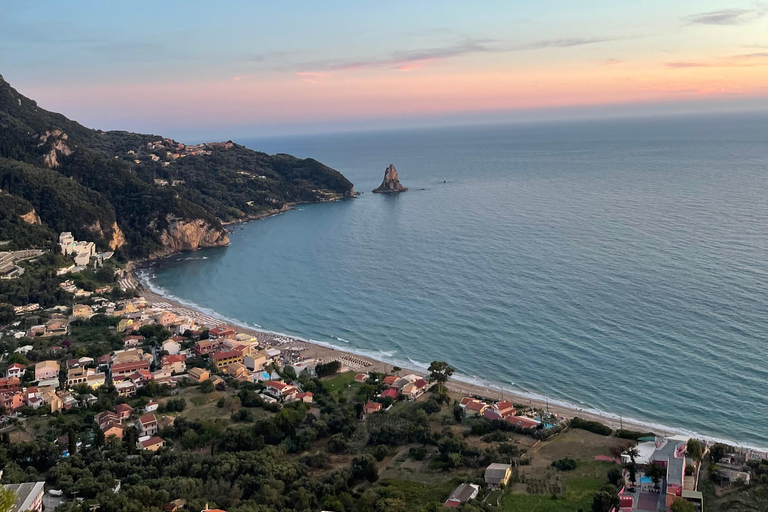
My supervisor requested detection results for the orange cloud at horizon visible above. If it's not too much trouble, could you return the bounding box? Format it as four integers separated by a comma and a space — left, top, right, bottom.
24, 53, 766, 131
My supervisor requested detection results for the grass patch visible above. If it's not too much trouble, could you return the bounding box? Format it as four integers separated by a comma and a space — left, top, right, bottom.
373, 478, 459, 509
502, 460, 613, 512
322, 371, 359, 398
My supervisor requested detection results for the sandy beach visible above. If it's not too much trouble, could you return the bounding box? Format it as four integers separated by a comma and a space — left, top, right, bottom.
138, 284, 672, 438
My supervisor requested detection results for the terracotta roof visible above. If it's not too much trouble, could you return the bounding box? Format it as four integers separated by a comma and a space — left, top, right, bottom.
380, 389, 398, 399
382, 376, 398, 385
140, 436, 164, 447
212, 350, 242, 361
115, 403, 133, 413
413, 378, 428, 388
466, 401, 487, 411
139, 413, 157, 425
265, 380, 288, 390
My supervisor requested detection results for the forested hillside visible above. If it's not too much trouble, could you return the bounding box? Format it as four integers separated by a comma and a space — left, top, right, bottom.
0, 74, 355, 258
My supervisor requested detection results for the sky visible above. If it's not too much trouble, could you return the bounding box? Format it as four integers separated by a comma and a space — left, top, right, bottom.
0, 1, 765, 140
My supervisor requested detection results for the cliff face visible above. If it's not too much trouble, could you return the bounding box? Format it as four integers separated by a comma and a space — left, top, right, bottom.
153, 216, 230, 258
38, 129, 74, 168
20, 208, 41, 225
372, 164, 408, 193
109, 222, 126, 250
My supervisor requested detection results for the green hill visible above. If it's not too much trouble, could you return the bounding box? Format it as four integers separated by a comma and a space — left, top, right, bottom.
0, 74, 355, 258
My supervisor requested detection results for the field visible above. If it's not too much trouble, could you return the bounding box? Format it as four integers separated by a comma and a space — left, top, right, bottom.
498, 429, 625, 511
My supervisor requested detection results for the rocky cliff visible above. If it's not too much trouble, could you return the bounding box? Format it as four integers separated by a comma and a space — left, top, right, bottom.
19, 208, 41, 225
154, 216, 230, 258
372, 164, 408, 193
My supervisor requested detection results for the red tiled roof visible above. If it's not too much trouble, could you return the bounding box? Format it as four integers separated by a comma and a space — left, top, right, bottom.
460, 396, 474, 406
140, 436, 164, 447
162, 354, 186, 365
139, 413, 157, 425
413, 378, 428, 388
265, 380, 287, 390
380, 389, 398, 399
115, 404, 133, 413
507, 416, 540, 429
7, 363, 25, 370
212, 350, 242, 361
466, 401, 486, 411
364, 401, 381, 412
382, 376, 398, 385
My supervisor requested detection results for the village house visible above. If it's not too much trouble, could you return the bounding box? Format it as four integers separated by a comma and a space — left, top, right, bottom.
354, 373, 368, 383
507, 415, 540, 429
382, 375, 398, 387
444, 483, 480, 508
122, 335, 145, 348
136, 413, 158, 437
127, 369, 153, 388
161, 354, 186, 374
144, 401, 159, 413
293, 392, 313, 403
226, 362, 249, 379
243, 351, 268, 372
187, 367, 210, 382
0, 391, 25, 413
212, 350, 243, 370
86, 372, 106, 389
461, 397, 489, 417
34, 360, 59, 381
5, 363, 25, 379
379, 388, 399, 400
139, 436, 166, 451
484, 463, 512, 489
264, 380, 298, 400
72, 304, 94, 319
194, 339, 220, 356
154, 311, 178, 327
208, 326, 236, 340
495, 400, 516, 418
0, 377, 21, 393
115, 403, 133, 420
114, 380, 137, 397
401, 378, 428, 400
112, 360, 151, 380
363, 401, 382, 415
162, 339, 181, 355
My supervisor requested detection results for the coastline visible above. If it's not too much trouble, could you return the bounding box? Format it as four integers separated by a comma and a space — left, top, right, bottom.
133, 267, 767, 454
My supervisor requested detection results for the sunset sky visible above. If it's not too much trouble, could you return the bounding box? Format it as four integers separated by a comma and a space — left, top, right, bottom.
1, 1, 765, 139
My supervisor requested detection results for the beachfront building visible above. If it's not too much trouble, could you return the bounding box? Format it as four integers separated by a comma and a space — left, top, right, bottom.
264, 380, 298, 400
484, 463, 512, 489
401, 378, 428, 400
208, 326, 236, 340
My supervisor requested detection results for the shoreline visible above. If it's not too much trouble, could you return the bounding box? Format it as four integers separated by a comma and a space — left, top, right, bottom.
133, 269, 768, 454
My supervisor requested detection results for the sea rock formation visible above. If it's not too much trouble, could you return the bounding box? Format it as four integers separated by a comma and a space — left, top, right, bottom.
154, 216, 230, 258
372, 164, 408, 193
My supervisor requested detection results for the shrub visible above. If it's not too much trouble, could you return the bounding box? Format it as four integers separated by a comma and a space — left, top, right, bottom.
570, 417, 612, 436
551, 458, 577, 471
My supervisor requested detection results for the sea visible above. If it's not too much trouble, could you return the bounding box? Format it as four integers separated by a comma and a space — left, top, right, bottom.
140, 112, 768, 450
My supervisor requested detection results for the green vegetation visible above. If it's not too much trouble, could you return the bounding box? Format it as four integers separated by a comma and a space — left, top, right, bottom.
569, 417, 612, 436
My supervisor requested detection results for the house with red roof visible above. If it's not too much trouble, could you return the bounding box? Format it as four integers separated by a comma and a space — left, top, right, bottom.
112, 360, 150, 381
465, 400, 488, 417
379, 388, 398, 400
212, 350, 243, 370
161, 354, 186, 374
114, 403, 133, 420
136, 413, 158, 437
208, 326, 235, 340
354, 373, 368, 383
194, 339, 220, 356
382, 375, 398, 387
6, 363, 26, 379
264, 380, 298, 400
402, 378, 429, 400
507, 415, 540, 429
139, 436, 166, 451
495, 400, 516, 418
0, 377, 21, 393
363, 401, 382, 415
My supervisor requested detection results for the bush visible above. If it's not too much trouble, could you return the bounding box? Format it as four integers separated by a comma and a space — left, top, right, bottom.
327, 433, 349, 453
199, 379, 215, 393
409, 447, 427, 460
615, 429, 655, 440
570, 417, 612, 436
551, 458, 577, 471
371, 444, 388, 461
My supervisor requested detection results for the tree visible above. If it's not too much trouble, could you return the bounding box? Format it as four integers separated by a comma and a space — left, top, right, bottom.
646, 461, 666, 488
427, 361, 454, 394
687, 439, 702, 461
327, 433, 348, 453
625, 462, 638, 485
199, 379, 215, 393
591, 490, 619, 512
0, 485, 15, 512
68, 427, 77, 456
670, 498, 696, 512
710, 443, 727, 463
453, 404, 465, 424
351, 454, 378, 482
625, 447, 639, 464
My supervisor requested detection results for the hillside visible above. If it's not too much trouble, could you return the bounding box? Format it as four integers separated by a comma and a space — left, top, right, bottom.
0, 74, 355, 259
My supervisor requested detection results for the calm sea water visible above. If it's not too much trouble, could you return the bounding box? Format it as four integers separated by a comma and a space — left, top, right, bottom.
143, 113, 767, 448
